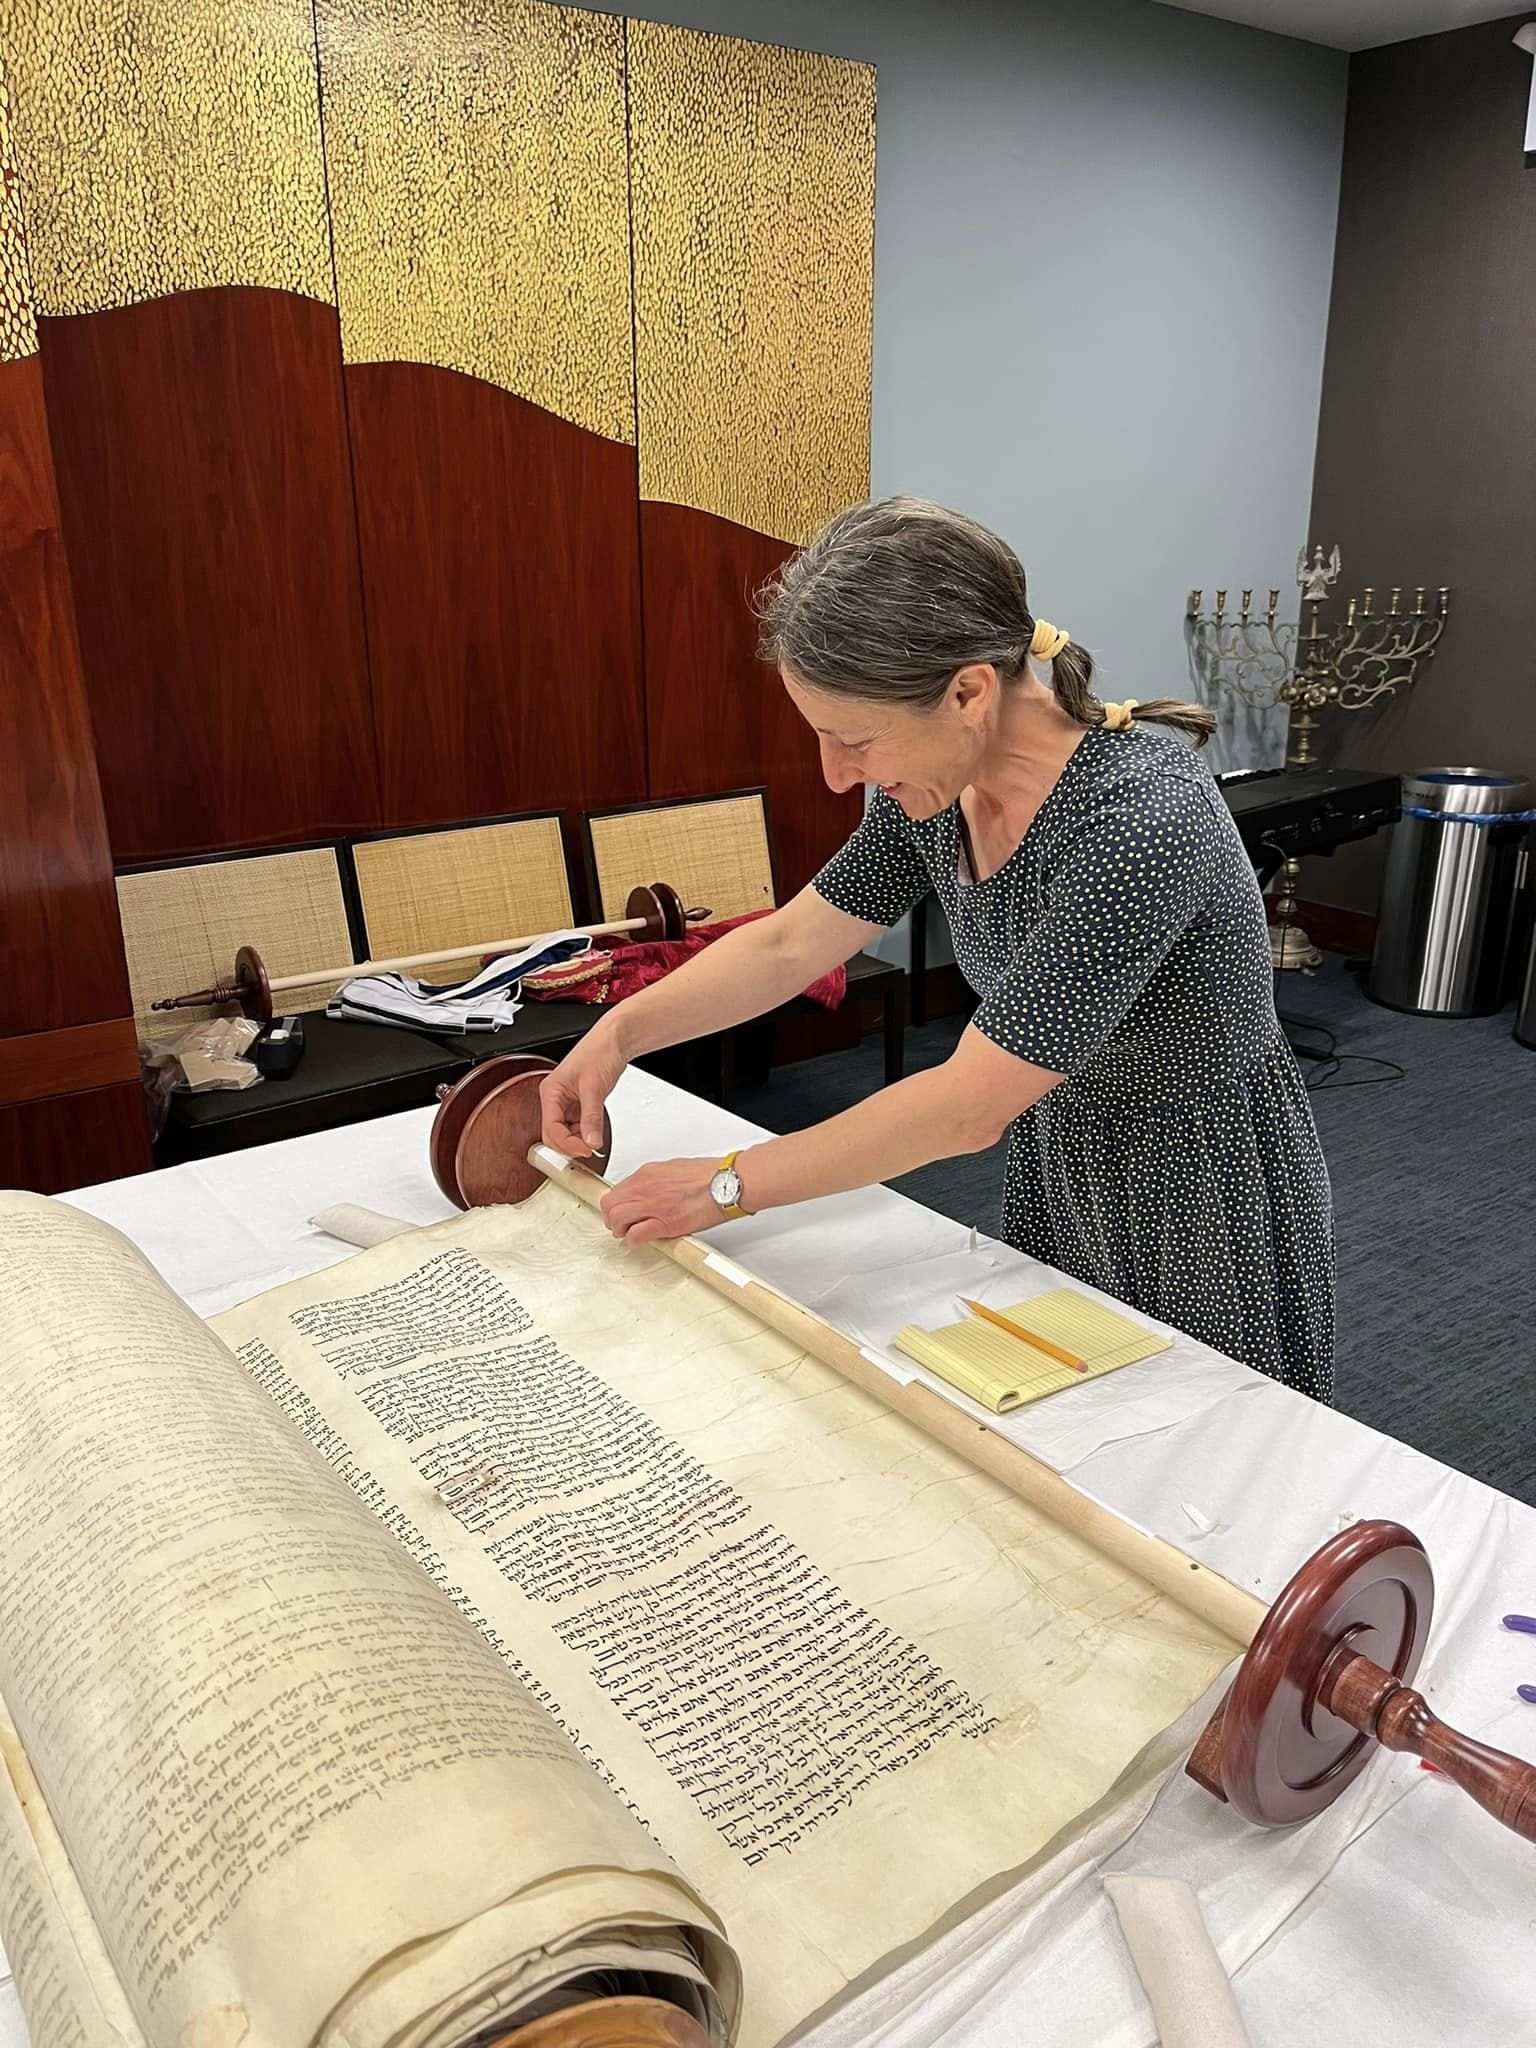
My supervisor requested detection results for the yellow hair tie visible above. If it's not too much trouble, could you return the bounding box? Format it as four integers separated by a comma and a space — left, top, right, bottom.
1028, 618, 1071, 662
1101, 699, 1138, 732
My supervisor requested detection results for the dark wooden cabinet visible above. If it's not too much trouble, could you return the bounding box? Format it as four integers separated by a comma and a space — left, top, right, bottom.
0, 1085, 152, 1197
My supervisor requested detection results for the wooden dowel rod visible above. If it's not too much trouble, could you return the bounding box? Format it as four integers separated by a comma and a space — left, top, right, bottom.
528, 1146, 1268, 1649
266, 912, 656, 995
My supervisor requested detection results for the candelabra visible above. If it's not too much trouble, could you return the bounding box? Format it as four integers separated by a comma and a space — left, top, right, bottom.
1186, 547, 1453, 969
1185, 583, 1297, 723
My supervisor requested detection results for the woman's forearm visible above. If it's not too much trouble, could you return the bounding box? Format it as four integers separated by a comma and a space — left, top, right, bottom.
608, 917, 831, 1060
595, 1023, 1061, 1244
735, 1059, 1047, 1212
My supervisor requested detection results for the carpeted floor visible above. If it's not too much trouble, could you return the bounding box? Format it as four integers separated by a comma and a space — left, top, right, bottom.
735, 959, 1536, 1506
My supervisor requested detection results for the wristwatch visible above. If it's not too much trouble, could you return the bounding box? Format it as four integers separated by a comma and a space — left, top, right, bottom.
708, 1150, 750, 1221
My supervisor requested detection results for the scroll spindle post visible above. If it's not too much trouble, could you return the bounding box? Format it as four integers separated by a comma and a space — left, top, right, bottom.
1322, 1652, 1536, 1841
149, 888, 705, 1023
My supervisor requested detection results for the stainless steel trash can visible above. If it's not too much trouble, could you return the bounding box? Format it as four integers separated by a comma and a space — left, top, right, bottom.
1515, 825, 1536, 1050
1368, 769, 1533, 1018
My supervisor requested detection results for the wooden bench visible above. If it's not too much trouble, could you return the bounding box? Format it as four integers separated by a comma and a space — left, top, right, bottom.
583, 790, 908, 1101
119, 793, 908, 1159
118, 844, 472, 1163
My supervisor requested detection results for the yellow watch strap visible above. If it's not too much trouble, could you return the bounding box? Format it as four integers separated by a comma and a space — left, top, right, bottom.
717, 1150, 748, 1220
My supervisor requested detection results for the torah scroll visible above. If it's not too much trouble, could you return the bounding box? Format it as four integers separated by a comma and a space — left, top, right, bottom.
0, 1187, 1238, 2048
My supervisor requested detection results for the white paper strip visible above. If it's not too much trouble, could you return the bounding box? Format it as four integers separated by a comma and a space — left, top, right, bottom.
703, 1251, 753, 1289
529, 1143, 575, 1178
860, 1344, 917, 1386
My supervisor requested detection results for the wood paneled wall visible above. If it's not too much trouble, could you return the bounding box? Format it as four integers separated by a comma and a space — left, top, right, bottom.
3, 2, 875, 875
6, 0, 381, 863
629, 23, 876, 895
41, 290, 382, 859
317, 0, 647, 831
0, 69, 150, 1190
0, 8, 875, 1187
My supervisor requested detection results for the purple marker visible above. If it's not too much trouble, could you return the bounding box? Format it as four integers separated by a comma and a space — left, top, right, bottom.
1502, 1615, 1536, 1634
1518, 1685, 1536, 1706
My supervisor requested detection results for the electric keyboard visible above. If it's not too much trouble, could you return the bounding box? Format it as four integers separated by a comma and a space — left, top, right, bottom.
1216, 766, 1400, 874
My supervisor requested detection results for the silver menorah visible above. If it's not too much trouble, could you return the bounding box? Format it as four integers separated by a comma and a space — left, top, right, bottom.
1186, 547, 1453, 973
1187, 546, 1451, 769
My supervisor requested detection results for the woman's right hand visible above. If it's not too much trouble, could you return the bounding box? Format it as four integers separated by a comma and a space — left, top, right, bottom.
539, 1022, 628, 1158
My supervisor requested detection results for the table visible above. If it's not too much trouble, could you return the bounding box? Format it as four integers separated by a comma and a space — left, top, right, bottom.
5, 1070, 1528, 2047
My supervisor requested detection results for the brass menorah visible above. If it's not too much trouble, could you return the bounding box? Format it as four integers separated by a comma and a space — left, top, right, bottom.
1187, 548, 1451, 769
1186, 548, 1453, 971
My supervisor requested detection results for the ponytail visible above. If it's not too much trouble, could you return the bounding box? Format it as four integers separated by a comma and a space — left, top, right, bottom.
1044, 638, 1216, 748
755, 496, 1218, 746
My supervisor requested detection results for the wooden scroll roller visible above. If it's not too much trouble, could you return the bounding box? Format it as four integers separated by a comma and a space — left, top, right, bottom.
433, 1055, 1536, 1871
150, 883, 702, 1025
485, 1995, 711, 2048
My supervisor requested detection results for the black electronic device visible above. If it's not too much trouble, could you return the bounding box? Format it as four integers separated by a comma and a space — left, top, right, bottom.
1216, 766, 1401, 879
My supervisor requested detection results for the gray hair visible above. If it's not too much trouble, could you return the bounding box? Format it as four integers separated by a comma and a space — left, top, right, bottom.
756, 496, 1214, 746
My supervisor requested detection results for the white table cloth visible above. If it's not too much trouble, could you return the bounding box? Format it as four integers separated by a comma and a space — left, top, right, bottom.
1, 1070, 1527, 2048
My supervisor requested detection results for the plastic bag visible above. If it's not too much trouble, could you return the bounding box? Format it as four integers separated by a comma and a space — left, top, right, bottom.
142, 1016, 264, 1095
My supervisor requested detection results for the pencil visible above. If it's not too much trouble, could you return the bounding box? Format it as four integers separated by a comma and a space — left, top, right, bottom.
958, 1296, 1087, 1374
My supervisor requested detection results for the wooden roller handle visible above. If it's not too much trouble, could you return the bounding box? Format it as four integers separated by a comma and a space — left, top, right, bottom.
485, 1996, 712, 2048
152, 977, 240, 1011
1324, 1649, 1536, 1841
150, 894, 709, 1012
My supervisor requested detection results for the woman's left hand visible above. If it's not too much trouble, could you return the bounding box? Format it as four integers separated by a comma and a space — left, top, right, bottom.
599, 1158, 729, 1244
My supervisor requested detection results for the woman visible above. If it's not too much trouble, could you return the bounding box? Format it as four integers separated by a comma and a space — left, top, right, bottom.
541, 498, 1334, 1398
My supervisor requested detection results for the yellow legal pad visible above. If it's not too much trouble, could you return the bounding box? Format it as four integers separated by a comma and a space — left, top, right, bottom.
891, 1290, 1172, 1414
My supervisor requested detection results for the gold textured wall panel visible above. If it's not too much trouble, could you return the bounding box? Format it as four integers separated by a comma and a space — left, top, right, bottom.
0, 0, 333, 315
628, 22, 875, 546
0, 72, 38, 361
316, 0, 634, 445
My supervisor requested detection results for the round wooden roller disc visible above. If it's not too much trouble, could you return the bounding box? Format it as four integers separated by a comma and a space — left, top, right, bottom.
625, 882, 687, 943
430, 1055, 553, 1207
431, 1055, 536, 1206
650, 880, 687, 940
1220, 1518, 1434, 1828
236, 945, 273, 1023
430, 1054, 611, 1210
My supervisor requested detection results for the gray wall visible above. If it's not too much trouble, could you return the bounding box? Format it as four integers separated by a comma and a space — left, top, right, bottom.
619, 0, 1345, 720
611, 0, 1348, 960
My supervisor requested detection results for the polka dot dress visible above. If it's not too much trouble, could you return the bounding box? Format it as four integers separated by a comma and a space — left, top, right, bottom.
813, 725, 1336, 1399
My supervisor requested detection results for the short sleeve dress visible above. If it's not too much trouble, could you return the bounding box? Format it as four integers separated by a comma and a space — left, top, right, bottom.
812, 725, 1335, 1399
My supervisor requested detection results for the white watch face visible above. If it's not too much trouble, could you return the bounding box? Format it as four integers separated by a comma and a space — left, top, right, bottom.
710, 1168, 741, 1210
